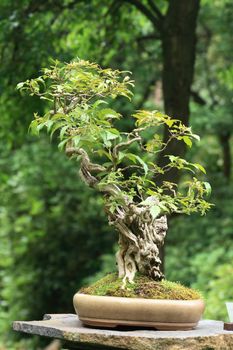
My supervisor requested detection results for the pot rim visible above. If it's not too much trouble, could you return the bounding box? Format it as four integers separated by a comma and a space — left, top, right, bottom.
74, 292, 204, 303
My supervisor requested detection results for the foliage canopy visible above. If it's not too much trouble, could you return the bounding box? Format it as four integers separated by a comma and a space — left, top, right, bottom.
18, 59, 212, 219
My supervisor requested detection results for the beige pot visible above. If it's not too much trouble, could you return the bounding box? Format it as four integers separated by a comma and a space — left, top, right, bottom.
73, 293, 205, 330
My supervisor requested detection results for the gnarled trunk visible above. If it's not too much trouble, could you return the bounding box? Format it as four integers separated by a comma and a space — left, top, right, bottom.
107, 202, 168, 285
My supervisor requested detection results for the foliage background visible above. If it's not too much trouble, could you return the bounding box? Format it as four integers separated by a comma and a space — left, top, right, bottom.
0, 0, 232, 348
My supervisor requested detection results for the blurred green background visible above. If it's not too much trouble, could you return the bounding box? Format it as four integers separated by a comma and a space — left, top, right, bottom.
0, 1, 232, 349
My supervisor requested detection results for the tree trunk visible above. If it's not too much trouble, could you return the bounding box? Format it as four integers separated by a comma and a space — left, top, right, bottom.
108, 200, 168, 285
158, 0, 200, 184
219, 131, 231, 180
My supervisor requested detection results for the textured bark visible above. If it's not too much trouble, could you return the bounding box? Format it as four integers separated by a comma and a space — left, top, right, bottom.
111, 202, 168, 285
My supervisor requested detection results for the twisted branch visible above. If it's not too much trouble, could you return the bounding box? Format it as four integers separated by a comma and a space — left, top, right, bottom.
112, 137, 141, 158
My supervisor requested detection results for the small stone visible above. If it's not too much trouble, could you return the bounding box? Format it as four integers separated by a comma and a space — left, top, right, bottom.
224, 322, 233, 331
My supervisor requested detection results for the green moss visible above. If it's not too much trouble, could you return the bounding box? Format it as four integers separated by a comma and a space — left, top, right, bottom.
79, 273, 202, 300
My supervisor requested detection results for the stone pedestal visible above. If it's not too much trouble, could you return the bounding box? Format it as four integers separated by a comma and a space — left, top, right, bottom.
13, 314, 233, 350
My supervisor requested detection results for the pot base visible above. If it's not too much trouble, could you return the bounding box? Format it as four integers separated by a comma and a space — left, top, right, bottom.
74, 293, 205, 331
80, 317, 196, 330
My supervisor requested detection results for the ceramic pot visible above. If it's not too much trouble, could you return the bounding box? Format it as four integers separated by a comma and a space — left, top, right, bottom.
73, 293, 205, 330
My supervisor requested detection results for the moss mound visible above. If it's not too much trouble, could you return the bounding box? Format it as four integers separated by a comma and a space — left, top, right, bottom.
79, 273, 202, 300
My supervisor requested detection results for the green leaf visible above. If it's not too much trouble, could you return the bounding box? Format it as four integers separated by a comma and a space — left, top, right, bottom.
100, 131, 112, 147
167, 202, 178, 211
167, 155, 177, 162
51, 113, 67, 120
29, 120, 39, 135
102, 162, 112, 168
99, 108, 121, 120
46, 120, 54, 132
146, 189, 157, 196
124, 153, 138, 164
16, 82, 25, 89
93, 100, 108, 108
40, 96, 53, 102
159, 202, 169, 213
192, 134, 200, 141
72, 136, 81, 147
37, 122, 46, 131
118, 151, 126, 162
165, 119, 175, 127
150, 205, 161, 219
58, 139, 69, 150
96, 150, 113, 161
50, 121, 66, 139
107, 128, 120, 138
140, 197, 154, 206
183, 136, 192, 148
109, 205, 116, 214
193, 163, 206, 174
135, 155, 148, 175
60, 125, 70, 139
203, 182, 212, 196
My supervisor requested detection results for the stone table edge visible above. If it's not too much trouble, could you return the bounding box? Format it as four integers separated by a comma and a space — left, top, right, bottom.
12, 314, 233, 350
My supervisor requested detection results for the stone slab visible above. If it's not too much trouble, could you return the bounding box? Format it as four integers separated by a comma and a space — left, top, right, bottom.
13, 314, 233, 350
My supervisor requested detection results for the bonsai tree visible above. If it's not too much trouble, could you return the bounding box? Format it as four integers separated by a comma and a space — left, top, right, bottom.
17, 59, 212, 287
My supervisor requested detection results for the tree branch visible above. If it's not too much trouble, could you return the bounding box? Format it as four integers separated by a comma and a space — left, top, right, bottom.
136, 33, 161, 42
66, 147, 105, 187
191, 89, 206, 106
66, 146, 130, 200
113, 137, 141, 158
123, 0, 162, 30
148, 0, 164, 21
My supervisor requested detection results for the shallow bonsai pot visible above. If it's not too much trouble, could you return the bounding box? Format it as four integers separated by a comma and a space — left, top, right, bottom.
73, 293, 205, 330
